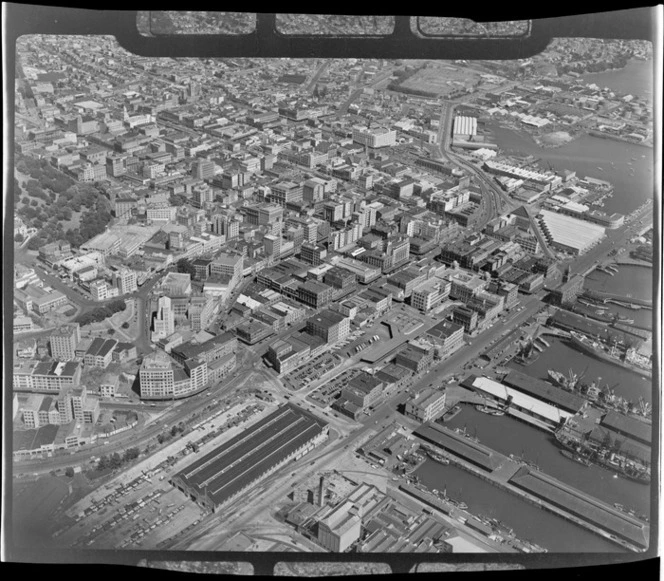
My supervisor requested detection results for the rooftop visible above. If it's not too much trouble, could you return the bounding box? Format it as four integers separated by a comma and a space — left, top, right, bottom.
539, 209, 605, 251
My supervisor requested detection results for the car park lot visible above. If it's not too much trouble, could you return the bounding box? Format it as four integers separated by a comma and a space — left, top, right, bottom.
282, 353, 343, 391
307, 368, 361, 408
60, 481, 205, 549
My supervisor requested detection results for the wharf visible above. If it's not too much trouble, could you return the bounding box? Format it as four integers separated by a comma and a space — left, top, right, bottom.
413, 422, 650, 552
582, 290, 652, 309
613, 258, 653, 268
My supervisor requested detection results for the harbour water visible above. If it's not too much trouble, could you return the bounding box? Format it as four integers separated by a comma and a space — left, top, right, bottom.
485, 125, 654, 216
583, 264, 654, 329
443, 406, 650, 515
415, 459, 624, 552
509, 336, 652, 405
483, 58, 654, 217
578, 299, 653, 331
414, 57, 655, 556
580, 59, 654, 105
584, 264, 653, 302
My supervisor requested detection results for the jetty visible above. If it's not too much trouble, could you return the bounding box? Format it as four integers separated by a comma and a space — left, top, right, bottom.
413, 423, 650, 553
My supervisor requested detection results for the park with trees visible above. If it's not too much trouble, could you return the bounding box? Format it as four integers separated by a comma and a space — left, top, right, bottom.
15, 153, 113, 251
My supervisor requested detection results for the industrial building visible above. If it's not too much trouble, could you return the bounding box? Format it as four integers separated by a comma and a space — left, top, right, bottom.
460, 375, 578, 430
316, 482, 386, 552
171, 404, 328, 512
501, 370, 587, 415
452, 116, 477, 138
538, 210, 605, 255
404, 389, 447, 423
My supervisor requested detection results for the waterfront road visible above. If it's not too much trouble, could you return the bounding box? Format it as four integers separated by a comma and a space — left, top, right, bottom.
409, 294, 546, 394
569, 203, 654, 277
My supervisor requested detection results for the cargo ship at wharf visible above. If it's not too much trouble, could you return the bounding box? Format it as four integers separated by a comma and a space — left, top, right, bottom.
565, 332, 652, 379
414, 423, 650, 552
548, 366, 651, 423
554, 433, 651, 484
421, 444, 451, 465
560, 449, 593, 467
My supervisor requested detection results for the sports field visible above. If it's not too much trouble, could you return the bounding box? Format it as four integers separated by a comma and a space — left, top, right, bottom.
398, 65, 481, 96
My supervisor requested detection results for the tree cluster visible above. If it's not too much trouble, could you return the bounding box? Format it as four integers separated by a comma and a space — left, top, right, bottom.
95, 447, 140, 472
156, 422, 186, 444
15, 153, 112, 250
76, 300, 126, 326
175, 258, 196, 277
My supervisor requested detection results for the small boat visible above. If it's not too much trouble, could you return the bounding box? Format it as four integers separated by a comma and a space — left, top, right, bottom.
475, 404, 505, 416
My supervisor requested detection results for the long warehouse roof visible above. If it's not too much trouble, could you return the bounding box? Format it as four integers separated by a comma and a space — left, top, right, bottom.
539, 210, 605, 251
174, 404, 327, 507
510, 468, 649, 548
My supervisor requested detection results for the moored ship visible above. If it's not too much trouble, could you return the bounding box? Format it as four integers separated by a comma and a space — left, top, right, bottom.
555, 432, 651, 483
560, 449, 592, 467
475, 404, 505, 416
425, 448, 451, 465
547, 368, 581, 391
566, 332, 651, 379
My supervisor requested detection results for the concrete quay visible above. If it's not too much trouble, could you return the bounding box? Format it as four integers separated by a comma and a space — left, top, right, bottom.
414, 423, 650, 553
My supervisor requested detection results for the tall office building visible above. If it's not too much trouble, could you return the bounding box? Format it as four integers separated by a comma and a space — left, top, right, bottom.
139, 351, 175, 398
211, 214, 240, 240
154, 296, 175, 338
50, 323, 81, 361
114, 267, 137, 295
211, 214, 226, 236
303, 220, 318, 244
71, 386, 87, 422
264, 234, 282, 258
57, 390, 74, 424
224, 219, 240, 240
192, 159, 216, 180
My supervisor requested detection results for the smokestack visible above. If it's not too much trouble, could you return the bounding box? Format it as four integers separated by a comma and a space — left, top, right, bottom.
318, 475, 327, 507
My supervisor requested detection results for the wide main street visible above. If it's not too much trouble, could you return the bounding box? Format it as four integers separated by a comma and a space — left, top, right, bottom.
166, 291, 547, 552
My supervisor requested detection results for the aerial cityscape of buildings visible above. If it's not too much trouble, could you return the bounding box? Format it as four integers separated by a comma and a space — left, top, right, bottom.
9, 14, 656, 563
